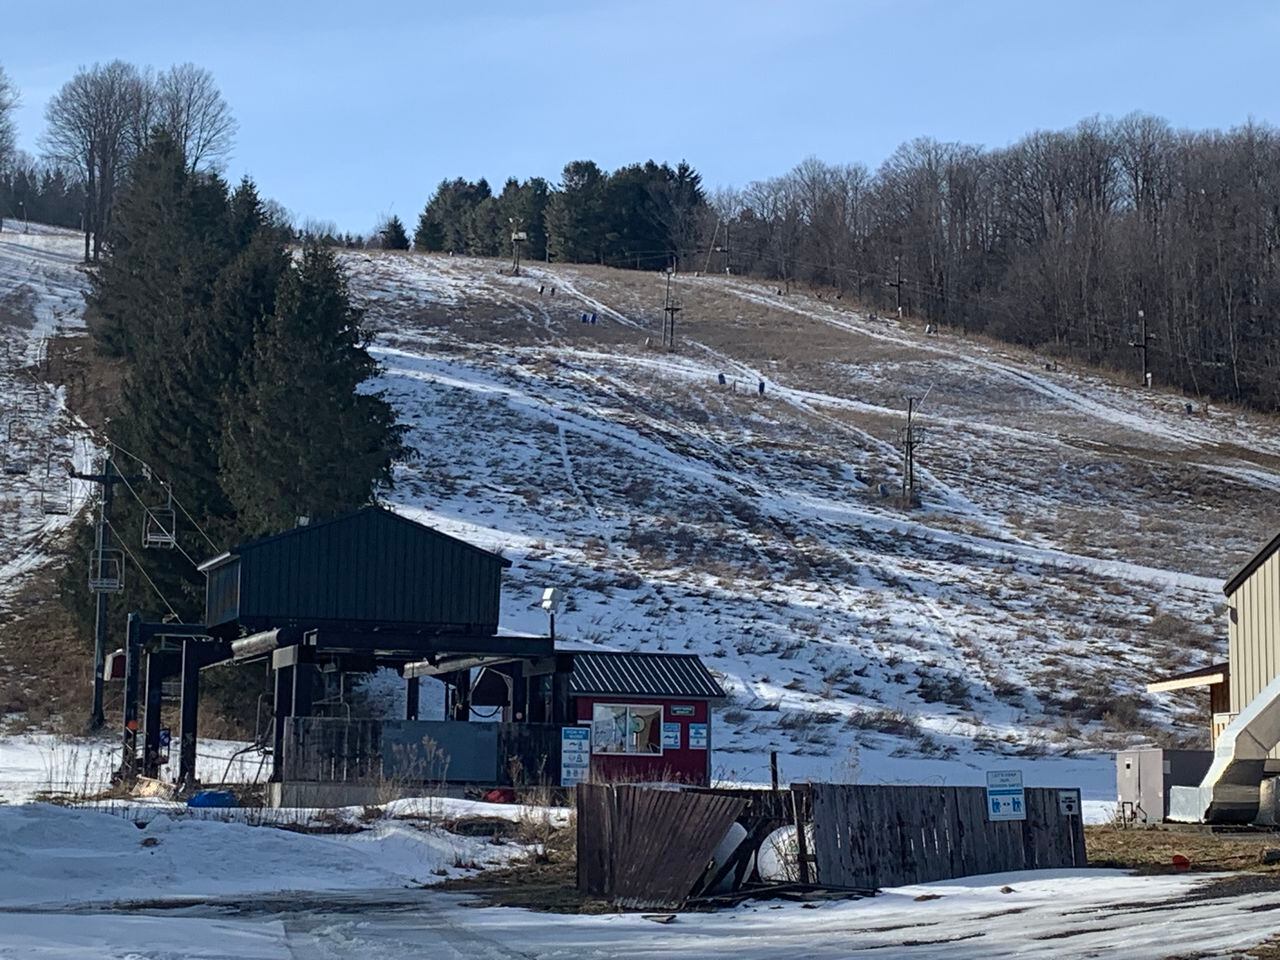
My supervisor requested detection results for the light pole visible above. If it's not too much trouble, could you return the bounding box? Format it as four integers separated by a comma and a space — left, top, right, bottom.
509, 218, 527, 276
541, 587, 563, 643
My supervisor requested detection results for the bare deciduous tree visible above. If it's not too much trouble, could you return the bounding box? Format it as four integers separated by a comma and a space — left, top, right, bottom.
0, 65, 18, 173
154, 63, 236, 172
41, 61, 148, 261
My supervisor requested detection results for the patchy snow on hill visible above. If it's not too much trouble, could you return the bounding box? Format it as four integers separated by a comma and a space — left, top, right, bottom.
341, 249, 1280, 786
0, 226, 95, 612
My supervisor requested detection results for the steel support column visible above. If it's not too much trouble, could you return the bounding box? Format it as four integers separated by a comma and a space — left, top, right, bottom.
119, 613, 142, 781
142, 653, 164, 778
177, 640, 203, 792
271, 664, 294, 782
405, 676, 420, 720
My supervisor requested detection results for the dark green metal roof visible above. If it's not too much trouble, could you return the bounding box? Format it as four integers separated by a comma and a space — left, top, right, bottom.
569, 651, 725, 699
202, 506, 510, 631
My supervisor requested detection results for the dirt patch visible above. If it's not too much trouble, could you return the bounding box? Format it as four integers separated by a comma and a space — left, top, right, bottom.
1086, 825, 1280, 875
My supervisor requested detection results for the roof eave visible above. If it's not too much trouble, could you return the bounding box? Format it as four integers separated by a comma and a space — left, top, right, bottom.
1224, 532, 1280, 596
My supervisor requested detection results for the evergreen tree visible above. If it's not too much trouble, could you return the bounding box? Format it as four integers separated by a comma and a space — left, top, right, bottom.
547, 160, 605, 262
379, 214, 410, 250
413, 204, 444, 251
220, 244, 405, 537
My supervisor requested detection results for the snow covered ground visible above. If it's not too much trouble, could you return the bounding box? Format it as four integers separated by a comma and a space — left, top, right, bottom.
1, 798, 1277, 959
0, 225, 94, 611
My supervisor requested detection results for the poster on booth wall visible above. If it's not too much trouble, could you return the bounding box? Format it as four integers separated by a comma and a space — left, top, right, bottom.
688, 723, 708, 750
662, 722, 681, 749
561, 726, 591, 786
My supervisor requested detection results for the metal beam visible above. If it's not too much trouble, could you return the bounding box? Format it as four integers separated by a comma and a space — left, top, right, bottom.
403, 654, 517, 679
306, 630, 552, 660
232, 628, 288, 661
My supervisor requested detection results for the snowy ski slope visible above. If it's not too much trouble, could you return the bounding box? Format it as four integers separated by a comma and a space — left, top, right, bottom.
342, 249, 1280, 786
0, 225, 94, 610
5, 229, 1279, 794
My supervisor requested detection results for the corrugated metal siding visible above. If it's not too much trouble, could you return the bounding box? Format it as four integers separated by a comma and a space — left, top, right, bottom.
233, 508, 504, 629
570, 652, 723, 699
205, 561, 241, 627
1230, 549, 1280, 758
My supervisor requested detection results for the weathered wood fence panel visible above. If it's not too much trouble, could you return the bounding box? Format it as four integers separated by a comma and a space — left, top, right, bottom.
577, 783, 747, 908
810, 785, 1085, 889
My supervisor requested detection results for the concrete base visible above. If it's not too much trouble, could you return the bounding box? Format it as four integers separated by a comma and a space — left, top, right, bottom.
266, 780, 468, 808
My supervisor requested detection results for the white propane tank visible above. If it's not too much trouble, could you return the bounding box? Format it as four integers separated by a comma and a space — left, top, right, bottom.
706, 822, 751, 892
756, 823, 816, 882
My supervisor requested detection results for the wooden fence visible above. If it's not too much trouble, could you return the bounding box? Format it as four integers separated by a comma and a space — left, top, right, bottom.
809, 784, 1086, 889
577, 783, 746, 908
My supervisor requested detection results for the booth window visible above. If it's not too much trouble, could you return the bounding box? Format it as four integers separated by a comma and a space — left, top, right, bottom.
591, 703, 663, 754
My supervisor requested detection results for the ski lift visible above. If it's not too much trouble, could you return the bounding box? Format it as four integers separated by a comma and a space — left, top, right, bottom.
142, 486, 177, 549
88, 548, 125, 592
3, 419, 30, 476
39, 449, 71, 516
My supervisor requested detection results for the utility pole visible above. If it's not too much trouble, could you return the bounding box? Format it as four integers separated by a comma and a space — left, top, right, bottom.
898, 397, 925, 508
662, 269, 682, 350
1129, 308, 1156, 388
888, 255, 903, 317
72, 456, 139, 729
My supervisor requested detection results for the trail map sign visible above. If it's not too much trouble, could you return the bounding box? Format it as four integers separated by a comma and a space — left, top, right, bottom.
561, 726, 590, 786
986, 769, 1026, 821
688, 723, 708, 750
662, 722, 681, 749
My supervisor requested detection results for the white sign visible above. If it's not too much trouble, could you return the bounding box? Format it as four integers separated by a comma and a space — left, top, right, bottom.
986, 770, 1026, 821
662, 722, 681, 749
561, 726, 591, 786
1058, 789, 1080, 817
688, 723, 708, 750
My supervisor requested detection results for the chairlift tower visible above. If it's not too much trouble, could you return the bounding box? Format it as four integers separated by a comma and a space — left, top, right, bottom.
662, 269, 682, 350
509, 218, 527, 276
1129, 308, 1157, 388
897, 396, 926, 508
71, 456, 142, 729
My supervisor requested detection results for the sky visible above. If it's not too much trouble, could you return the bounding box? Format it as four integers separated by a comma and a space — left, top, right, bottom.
7, 0, 1279, 233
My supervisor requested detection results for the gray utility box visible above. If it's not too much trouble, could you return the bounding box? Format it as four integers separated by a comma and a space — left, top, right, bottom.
1116, 748, 1213, 824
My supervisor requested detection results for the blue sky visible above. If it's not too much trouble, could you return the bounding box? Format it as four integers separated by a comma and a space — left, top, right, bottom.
8, 1, 1278, 232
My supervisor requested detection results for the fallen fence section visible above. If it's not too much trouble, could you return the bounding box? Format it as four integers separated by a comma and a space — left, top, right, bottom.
810, 784, 1086, 889
577, 783, 746, 908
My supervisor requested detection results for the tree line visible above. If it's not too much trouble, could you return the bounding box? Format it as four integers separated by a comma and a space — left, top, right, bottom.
416, 116, 1280, 411
408, 160, 708, 269
717, 116, 1280, 408
0, 60, 236, 257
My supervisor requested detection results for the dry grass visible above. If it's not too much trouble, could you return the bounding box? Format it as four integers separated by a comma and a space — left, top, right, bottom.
1086, 825, 1280, 875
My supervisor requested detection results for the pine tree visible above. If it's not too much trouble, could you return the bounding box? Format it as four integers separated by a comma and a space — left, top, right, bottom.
379, 214, 410, 250
547, 160, 606, 262
413, 205, 445, 251
220, 244, 405, 537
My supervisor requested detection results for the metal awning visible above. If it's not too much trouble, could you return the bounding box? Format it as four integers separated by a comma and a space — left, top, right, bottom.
1147, 662, 1229, 694
569, 651, 724, 699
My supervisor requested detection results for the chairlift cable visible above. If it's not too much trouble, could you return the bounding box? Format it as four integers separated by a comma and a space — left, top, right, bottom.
112, 468, 202, 571
103, 518, 182, 621
103, 438, 220, 551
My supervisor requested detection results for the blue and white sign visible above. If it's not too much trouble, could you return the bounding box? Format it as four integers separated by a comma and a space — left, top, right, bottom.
561, 726, 591, 786
986, 770, 1025, 821
688, 723, 708, 750
662, 722, 681, 749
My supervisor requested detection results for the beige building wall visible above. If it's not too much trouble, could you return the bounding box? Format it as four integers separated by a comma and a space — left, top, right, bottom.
1228, 549, 1280, 759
